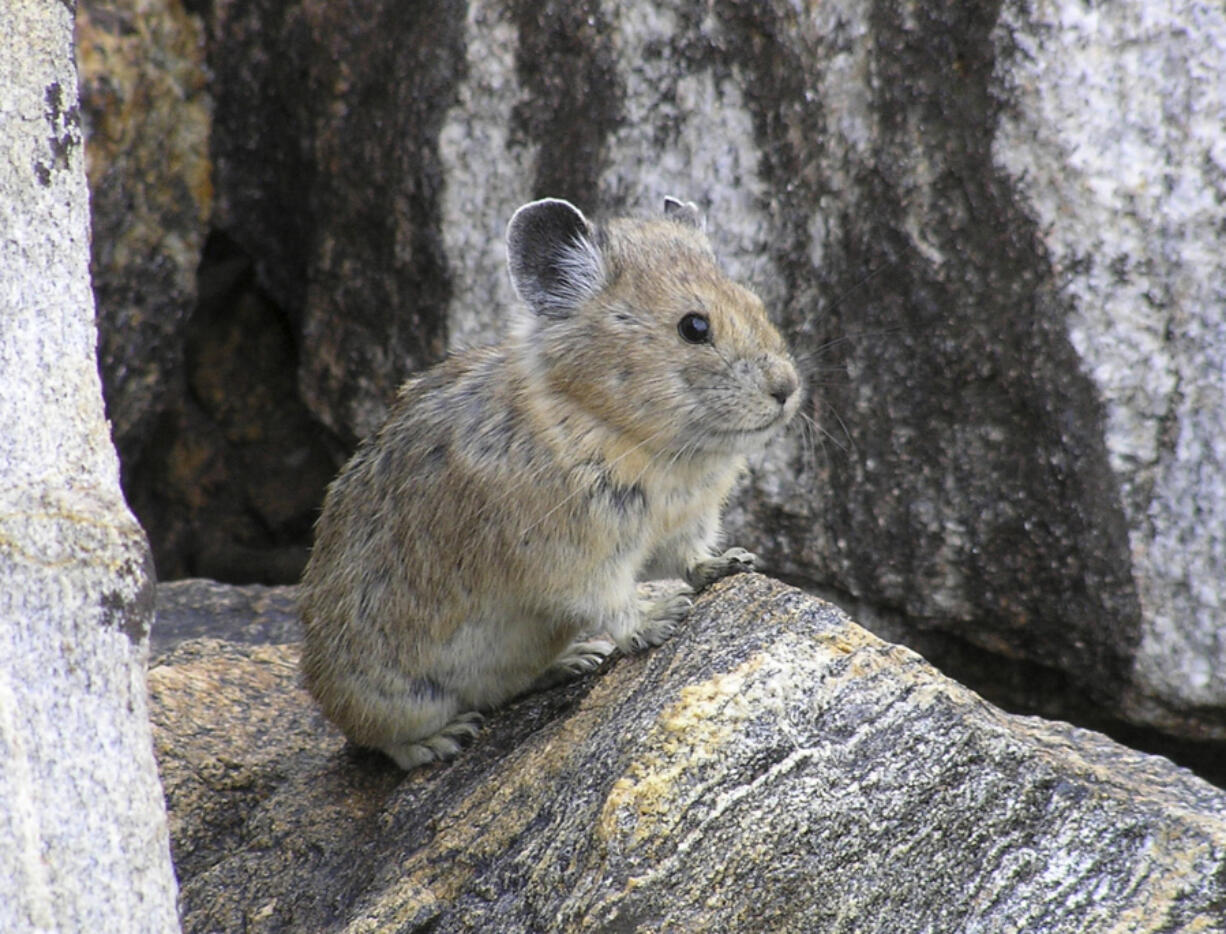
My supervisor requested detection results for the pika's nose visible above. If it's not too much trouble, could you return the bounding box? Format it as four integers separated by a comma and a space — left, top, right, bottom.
768, 366, 800, 407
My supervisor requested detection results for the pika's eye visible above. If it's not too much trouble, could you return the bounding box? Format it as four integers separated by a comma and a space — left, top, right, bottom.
677, 312, 711, 344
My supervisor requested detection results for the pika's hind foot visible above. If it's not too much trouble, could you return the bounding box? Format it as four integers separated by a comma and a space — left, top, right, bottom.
382, 711, 485, 770
685, 547, 757, 591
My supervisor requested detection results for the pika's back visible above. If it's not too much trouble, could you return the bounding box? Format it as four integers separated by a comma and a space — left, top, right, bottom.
301, 346, 564, 635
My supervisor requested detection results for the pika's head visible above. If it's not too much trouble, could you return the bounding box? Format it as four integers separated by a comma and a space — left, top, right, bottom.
506, 197, 800, 458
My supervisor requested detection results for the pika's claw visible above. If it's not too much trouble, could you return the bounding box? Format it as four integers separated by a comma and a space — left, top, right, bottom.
649, 591, 694, 623
685, 547, 757, 591
531, 638, 617, 690
439, 710, 485, 737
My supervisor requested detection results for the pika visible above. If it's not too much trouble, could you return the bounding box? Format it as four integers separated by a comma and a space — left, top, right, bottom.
299, 197, 801, 769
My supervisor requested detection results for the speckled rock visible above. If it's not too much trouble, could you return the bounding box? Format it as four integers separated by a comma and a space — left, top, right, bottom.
149, 638, 341, 889
0, 1, 178, 927
151, 575, 1226, 933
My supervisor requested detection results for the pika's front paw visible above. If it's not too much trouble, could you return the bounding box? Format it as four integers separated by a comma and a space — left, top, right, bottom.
620, 591, 693, 652
551, 638, 617, 677
685, 546, 757, 591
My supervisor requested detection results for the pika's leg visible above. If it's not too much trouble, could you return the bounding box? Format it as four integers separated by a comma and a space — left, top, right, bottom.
685, 546, 757, 591
381, 710, 485, 771
643, 508, 756, 592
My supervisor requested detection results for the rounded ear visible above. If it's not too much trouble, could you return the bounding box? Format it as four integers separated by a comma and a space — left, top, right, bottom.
506, 198, 604, 318
663, 196, 704, 230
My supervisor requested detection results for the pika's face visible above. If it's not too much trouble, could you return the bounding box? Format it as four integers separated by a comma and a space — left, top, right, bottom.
539, 218, 801, 458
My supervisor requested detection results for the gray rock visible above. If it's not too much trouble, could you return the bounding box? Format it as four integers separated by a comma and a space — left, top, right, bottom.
153, 579, 301, 661
151, 575, 1226, 932
991, 0, 1226, 737
209, 0, 462, 443
0, 0, 178, 929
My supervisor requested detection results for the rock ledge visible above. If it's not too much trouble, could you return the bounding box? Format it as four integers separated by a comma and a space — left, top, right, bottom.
151, 574, 1226, 933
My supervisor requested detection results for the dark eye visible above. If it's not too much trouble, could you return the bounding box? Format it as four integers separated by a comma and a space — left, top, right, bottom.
677, 312, 711, 344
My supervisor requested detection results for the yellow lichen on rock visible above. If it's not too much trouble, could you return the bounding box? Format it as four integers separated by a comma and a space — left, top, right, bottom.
598, 628, 858, 852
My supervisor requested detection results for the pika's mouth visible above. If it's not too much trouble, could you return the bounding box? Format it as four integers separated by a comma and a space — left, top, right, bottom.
712, 410, 792, 438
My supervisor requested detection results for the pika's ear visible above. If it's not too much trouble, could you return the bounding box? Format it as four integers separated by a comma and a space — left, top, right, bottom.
506, 198, 604, 318
663, 196, 704, 230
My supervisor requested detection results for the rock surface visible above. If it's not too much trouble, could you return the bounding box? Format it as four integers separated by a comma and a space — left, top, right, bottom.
89, 1, 1226, 741
153, 577, 302, 661
0, 1, 178, 928
151, 575, 1226, 933
121, 264, 344, 584
76, 0, 212, 469
991, 0, 1226, 737
209, 0, 459, 443
78, 0, 343, 584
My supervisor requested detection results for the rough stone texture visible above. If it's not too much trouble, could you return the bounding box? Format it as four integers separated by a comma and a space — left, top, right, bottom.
149, 638, 339, 892
77, 0, 343, 584
122, 252, 345, 584
990, 0, 1226, 735
828, 586, 1226, 791
89, 0, 1226, 741
0, 1, 179, 928
151, 575, 1226, 933
153, 577, 301, 661
210, 0, 464, 443
76, 0, 212, 469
